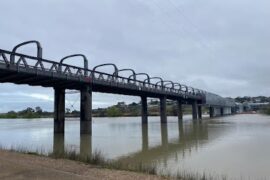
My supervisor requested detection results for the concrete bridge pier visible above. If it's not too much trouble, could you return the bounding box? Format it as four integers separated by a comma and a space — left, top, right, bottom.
192, 101, 198, 120
177, 100, 183, 122
231, 106, 236, 114
220, 107, 224, 116
141, 96, 148, 124
160, 96, 167, 123
80, 134, 92, 159
142, 124, 149, 151
53, 134, 65, 156
80, 86, 92, 135
54, 88, 65, 134
209, 106, 214, 118
161, 124, 168, 146
198, 105, 202, 119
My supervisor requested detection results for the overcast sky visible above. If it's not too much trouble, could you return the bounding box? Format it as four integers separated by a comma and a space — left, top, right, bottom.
0, 0, 269, 112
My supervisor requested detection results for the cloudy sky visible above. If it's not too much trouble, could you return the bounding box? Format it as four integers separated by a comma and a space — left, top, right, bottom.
0, 0, 269, 112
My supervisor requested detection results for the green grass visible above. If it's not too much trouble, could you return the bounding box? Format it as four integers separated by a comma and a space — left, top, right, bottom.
0, 145, 227, 180
49, 149, 158, 175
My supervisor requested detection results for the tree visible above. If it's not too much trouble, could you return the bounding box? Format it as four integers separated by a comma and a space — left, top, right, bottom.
106, 106, 121, 117
35, 106, 43, 114
66, 108, 71, 114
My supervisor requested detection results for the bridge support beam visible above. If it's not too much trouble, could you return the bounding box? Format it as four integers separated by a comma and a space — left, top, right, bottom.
141, 96, 148, 124
220, 107, 224, 116
142, 124, 148, 151
161, 124, 168, 146
80, 134, 92, 159
231, 107, 236, 114
177, 100, 183, 122
209, 107, 214, 118
53, 134, 64, 156
192, 101, 198, 120
198, 105, 202, 119
54, 88, 65, 134
160, 96, 167, 123
80, 86, 92, 135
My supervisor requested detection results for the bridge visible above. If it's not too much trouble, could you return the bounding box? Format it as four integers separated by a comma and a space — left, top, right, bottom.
0, 40, 236, 135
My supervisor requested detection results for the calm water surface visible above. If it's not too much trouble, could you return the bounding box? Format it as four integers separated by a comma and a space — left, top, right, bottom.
0, 114, 270, 179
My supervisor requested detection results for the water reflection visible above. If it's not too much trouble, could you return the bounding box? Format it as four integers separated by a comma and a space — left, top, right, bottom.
115, 120, 211, 167
161, 124, 168, 147
53, 133, 92, 158
80, 134, 92, 158
141, 124, 148, 151
1, 115, 270, 179
53, 134, 64, 155
52, 120, 210, 165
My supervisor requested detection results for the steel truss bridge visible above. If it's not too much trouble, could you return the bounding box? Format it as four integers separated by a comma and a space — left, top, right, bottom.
0, 40, 236, 134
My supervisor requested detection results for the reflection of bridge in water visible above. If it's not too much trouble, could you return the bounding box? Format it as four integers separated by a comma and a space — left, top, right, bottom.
53, 118, 232, 162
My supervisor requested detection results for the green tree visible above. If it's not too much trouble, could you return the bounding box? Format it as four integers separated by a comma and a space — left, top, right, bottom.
106, 106, 121, 117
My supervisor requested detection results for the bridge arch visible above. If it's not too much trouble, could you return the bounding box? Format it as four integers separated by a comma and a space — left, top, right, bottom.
174, 83, 182, 90
93, 63, 119, 77
143, 77, 164, 87
59, 54, 88, 76
188, 87, 195, 94
114, 68, 136, 81
152, 77, 164, 88
163, 80, 174, 89
10, 40, 42, 64
181, 84, 188, 92
129, 73, 150, 84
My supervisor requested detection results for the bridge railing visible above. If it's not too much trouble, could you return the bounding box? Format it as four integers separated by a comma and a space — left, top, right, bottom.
0, 48, 205, 100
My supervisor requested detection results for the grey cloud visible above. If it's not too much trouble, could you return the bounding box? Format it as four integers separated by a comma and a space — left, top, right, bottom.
0, 0, 269, 112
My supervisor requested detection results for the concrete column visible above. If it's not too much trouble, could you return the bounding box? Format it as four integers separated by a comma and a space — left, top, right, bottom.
53, 134, 64, 156
198, 105, 202, 119
80, 134, 92, 159
192, 101, 198, 120
232, 107, 236, 114
80, 86, 92, 135
160, 96, 167, 123
209, 106, 214, 118
161, 124, 168, 146
177, 100, 183, 122
178, 121, 184, 141
220, 107, 224, 116
142, 124, 148, 151
141, 96, 148, 124
54, 88, 65, 134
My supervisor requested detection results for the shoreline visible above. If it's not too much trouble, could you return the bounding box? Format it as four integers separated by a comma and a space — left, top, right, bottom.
0, 149, 165, 180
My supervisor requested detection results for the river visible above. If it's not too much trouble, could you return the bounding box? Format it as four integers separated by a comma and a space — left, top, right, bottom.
0, 114, 269, 179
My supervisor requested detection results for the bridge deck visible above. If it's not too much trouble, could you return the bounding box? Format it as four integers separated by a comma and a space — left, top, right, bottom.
0, 49, 203, 102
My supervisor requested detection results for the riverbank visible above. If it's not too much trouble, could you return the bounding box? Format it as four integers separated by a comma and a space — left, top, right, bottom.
0, 149, 165, 180
0, 102, 199, 119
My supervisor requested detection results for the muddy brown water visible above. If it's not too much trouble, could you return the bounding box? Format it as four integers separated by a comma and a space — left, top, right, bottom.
0, 114, 269, 179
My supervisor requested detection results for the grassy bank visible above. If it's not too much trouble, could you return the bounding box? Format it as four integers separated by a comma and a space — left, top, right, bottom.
0, 146, 227, 180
